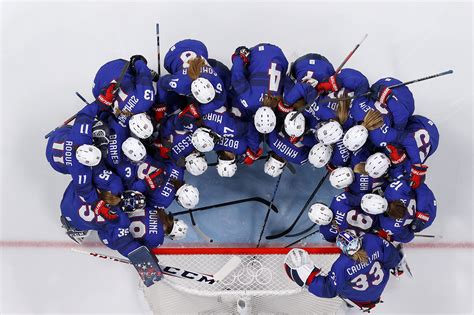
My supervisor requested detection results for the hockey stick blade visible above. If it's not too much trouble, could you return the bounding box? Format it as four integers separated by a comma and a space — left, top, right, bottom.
190, 212, 213, 243
265, 172, 328, 240
213, 256, 242, 282
285, 223, 316, 238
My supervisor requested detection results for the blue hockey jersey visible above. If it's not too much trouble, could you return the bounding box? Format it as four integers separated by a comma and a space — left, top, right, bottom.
308, 234, 402, 303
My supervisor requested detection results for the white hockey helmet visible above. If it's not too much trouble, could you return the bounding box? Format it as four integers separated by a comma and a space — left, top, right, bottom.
76, 144, 102, 167
216, 157, 238, 177
365, 152, 390, 178
317, 121, 343, 145
284, 111, 305, 137
167, 219, 189, 240
329, 167, 354, 189
254, 106, 276, 134
308, 143, 333, 168
343, 125, 368, 151
191, 77, 216, 104
308, 203, 333, 226
129, 113, 154, 139
176, 184, 200, 209
264, 155, 286, 177
361, 193, 388, 215
184, 152, 208, 176
122, 137, 147, 162
192, 127, 215, 153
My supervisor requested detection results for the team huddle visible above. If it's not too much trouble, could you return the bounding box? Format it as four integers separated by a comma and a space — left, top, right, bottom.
45, 39, 439, 311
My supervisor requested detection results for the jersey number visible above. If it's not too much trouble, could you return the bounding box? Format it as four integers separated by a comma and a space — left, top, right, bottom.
268, 63, 281, 92
351, 261, 384, 291
346, 210, 373, 230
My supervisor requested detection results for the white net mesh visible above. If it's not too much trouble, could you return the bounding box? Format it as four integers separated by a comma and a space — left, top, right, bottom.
143, 248, 343, 315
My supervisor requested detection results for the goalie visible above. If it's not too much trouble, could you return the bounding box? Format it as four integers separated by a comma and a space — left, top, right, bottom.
284, 230, 402, 312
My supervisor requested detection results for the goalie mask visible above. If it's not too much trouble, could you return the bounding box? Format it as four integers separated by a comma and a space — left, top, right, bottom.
120, 190, 146, 213
336, 230, 362, 256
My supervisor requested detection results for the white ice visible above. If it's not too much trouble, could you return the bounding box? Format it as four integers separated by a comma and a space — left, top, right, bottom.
1, 1, 473, 314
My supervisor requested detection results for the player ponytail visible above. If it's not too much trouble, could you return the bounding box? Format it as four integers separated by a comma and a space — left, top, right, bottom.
386, 200, 407, 220
262, 93, 283, 109
361, 110, 383, 131
188, 57, 207, 80
350, 249, 369, 264
335, 97, 350, 126
292, 98, 307, 111
156, 208, 174, 234
353, 162, 368, 175
98, 190, 121, 206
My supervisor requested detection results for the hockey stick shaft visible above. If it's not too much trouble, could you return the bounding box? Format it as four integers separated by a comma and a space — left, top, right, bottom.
266, 171, 329, 240
334, 33, 368, 73
257, 174, 283, 247
190, 212, 214, 243
172, 196, 279, 216
72, 248, 239, 284
318, 69, 454, 105
156, 23, 161, 77
284, 228, 320, 248
414, 233, 442, 238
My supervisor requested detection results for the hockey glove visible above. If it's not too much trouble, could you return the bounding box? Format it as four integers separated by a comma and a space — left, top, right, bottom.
232, 46, 250, 65
150, 69, 159, 82
243, 147, 263, 165
94, 200, 118, 221
144, 169, 165, 192
384, 144, 407, 165
277, 100, 293, 114
325, 162, 337, 172
376, 229, 392, 242
152, 104, 167, 123
284, 249, 321, 288
152, 140, 171, 159
370, 85, 393, 104
130, 55, 148, 74
98, 83, 117, 107
316, 74, 339, 93
409, 164, 428, 189
411, 211, 430, 232
178, 103, 201, 126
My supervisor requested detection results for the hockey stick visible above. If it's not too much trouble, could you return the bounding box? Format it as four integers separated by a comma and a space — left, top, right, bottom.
265, 171, 329, 240
414, 233, 442, 239
207, 154, 269, 167
156, 23, 161, 78
72, 248, 240, 284
291, 33, 368, 120
189, 211, 214, 243
284, 228, 320, 248
172, 196, 279, 216
285, 223, 317, 238
317, 69, 454, 105
44, 61, 130, 139
256, 173, 283, 247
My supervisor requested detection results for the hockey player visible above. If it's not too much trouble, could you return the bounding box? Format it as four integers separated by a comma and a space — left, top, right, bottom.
146, 159, 200, 209
310, 192, 375, 242
230, 43, 290, 119
46, 102, 106, 206
409, 183, 437, 232
385, 115, 439, 189
349, 150, 389, 195
99, 206, 188, 258
157, 39, 227, 123
285, 230, 402, 312
92, 56, 156, 127
362, 193, 416, 244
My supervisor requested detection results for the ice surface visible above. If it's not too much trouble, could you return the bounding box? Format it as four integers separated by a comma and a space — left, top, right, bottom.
1, 1, 473, 313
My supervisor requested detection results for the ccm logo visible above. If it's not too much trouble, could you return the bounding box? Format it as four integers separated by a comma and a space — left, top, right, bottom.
163, 266, 216, 284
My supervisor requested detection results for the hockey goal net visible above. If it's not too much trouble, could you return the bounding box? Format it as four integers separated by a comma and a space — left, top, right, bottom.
143, 247, 343, 314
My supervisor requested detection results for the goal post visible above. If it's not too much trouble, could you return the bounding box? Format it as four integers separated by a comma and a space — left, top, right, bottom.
142, 247, 343, 314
